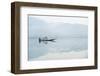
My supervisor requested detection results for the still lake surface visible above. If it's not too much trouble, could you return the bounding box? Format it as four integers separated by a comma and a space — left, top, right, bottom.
28, 37, 88, 61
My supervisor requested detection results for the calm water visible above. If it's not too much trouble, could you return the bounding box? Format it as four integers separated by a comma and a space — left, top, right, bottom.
28, 37, 88, 60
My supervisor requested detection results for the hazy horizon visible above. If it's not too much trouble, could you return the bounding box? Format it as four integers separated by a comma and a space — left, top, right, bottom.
28, 15, 88, 61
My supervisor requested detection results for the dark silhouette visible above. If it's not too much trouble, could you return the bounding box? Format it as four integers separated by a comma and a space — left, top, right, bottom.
39, 36, 56, 44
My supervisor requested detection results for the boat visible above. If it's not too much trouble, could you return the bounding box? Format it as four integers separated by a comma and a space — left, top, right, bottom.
39, 36, 56, 43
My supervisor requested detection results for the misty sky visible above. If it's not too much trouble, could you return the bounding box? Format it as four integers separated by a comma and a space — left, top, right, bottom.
28, 15, 88, 39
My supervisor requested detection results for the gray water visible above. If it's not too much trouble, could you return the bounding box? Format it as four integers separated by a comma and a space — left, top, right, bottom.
28, 37, 88, 60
